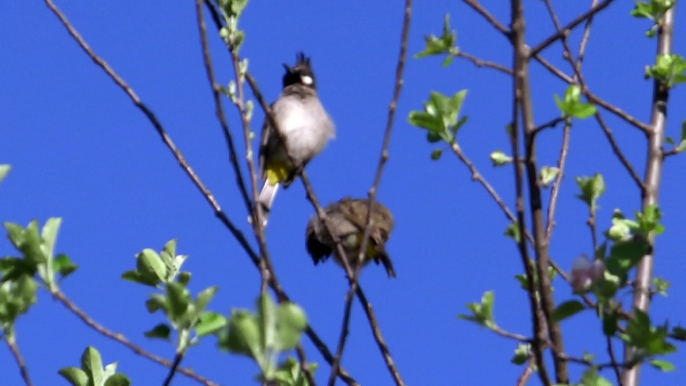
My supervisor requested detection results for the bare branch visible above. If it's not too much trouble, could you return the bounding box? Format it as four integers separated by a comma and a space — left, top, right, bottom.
545, 123, 571, 241
5, 334, 34, 386
625, 5, 676, 385
52, 289, 218, 386
462, 0, 511, 39
162, 351, 185, 386
196, 0, 252, 211
529, 0, 616, 57
512, 0, 567, 382
453, 51, 513, 75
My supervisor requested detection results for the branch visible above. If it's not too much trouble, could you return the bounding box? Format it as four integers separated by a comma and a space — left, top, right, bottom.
162, 351, 185, 386
195, 0, 252, 211
529, 0, 616, 57
462, 0, 511, 39
625, 5, 675, 385
52, 289, 218, 386
5, 334, 34, 386
452, 51, 513, 75
45, 2, 354, 384
43, 0, 261, 268
512, 0, 566, 382
545, 123, 571, 241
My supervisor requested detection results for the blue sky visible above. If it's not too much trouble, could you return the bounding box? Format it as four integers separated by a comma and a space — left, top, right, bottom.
2, 1, 686, 385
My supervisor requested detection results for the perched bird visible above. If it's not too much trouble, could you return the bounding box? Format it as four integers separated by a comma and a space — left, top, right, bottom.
306, 197, 396, 278
257, 53, 335, 223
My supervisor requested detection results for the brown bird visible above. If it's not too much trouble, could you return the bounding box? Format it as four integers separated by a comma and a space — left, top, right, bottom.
305, 197, 396, 278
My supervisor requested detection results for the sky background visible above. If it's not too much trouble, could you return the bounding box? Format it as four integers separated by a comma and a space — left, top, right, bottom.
2, 1, 686, 385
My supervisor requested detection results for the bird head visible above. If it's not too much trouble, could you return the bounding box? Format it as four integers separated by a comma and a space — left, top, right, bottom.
282, 52, 316, 89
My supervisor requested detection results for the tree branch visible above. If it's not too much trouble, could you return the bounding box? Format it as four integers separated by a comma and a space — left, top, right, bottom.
52, 289, 218, 386
512, 0, 567, 382
5, 333, 34, 386
624, 5, 675, 385
529, 0, 616, 57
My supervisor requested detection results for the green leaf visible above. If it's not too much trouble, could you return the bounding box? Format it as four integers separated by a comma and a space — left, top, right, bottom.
104, 373, 131, 386
551, 300, 586, 323
274, 302, 308, 351
166, 282, 191, 321
144, 323, 172, 340
457, 291, 496, 329
121, 270, 158, 287
59, 367, 89, 386
408, 90, 468, 145
504, 222, 521, 243
430, 149, 443, 160
541, 166, 559, 187
408, 111, 442, 132
605, 239, 650, 281
415, 14, 457, 59
219, 310, 262, 357
54, 254, 78, 280
145, 294, 167, 313
575, 174, 605, 211
195, 286, 219, 314
554, 85, 596, 119
650, 359, 675, 372
178, 271, 192, 286
196, 311, 228, 337
490, 150, 513, 166
580, 366, 613, 386
672, 326, 686, 340
511, 344, 530, 365
602, 311, 619, 336
81, 346, 105, 386
40, 217, 62, 261
137, 249, 167, 284
0, 165, 11, 184
653, 276, 670, 297
646, 54, 686, 88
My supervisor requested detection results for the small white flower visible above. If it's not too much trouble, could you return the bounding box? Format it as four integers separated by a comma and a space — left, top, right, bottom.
570, 255, 604, 293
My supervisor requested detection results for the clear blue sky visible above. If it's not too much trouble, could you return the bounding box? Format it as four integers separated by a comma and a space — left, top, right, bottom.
2, 1, 686, 385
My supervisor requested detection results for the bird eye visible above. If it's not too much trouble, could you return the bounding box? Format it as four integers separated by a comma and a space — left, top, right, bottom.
301, 75, 313, 85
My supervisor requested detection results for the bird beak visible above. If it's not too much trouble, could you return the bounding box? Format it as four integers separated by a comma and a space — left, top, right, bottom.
282, 63, 291, 73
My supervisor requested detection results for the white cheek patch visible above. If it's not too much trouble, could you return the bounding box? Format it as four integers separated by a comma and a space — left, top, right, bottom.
301, 75, 313, 85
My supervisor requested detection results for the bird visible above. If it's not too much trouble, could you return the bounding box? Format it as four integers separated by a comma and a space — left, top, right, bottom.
256, 53, 335, 224
305, 197, 396, 278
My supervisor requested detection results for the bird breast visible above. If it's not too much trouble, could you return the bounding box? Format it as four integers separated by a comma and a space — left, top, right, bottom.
271, 96, 335, 163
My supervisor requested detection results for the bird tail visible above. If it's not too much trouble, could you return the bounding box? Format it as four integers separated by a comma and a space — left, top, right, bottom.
377, 252, 397, 278
255, 181, 280, 224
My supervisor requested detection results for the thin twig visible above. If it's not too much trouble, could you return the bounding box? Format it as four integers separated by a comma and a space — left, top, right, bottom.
52, 289, 218, 386
295, 344, 318, 386
195, 0, 252, 211
350, 1, 412, 384
529, 0, 616, 57
607, 337, 623, 386
43, 0, 261, 268
450, 143, 521, 232
516, 356, 536, 386
453, 51, 513, 75
354, 286, 405, 386
327, 272, 360, 386
5, 334, 34, 386
462, 0, 511, 39
532, 117, 565, 135
162, 351, 185, 386
545, 123, 571, 241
